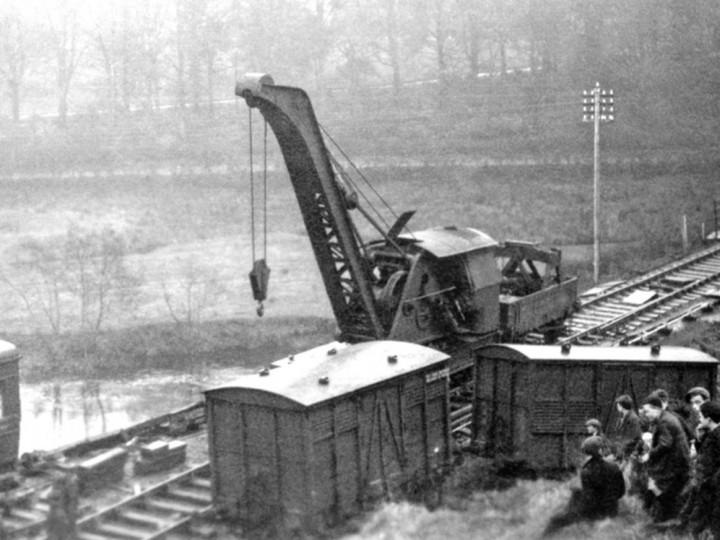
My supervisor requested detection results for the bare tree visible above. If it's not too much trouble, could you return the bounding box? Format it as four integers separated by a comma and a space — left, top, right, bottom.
161, 257, 227, 372
456, 0, 485, 78
0, 7, 30, 122
161, 257, 226, 326
42, 0, 86, 127
2, 226, 140, 335
2, 239, 66, 335
63, 226, 140, 334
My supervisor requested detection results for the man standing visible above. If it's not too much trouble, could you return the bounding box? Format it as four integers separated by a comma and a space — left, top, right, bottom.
610, 395, 643, 461
648, 389, 696, 446
680, 400, 720, 537
685, 386, 710, 448
685, 387, 710, 412
543, 436, 625, 536
641, 395, 691, 523
584, 419, 610, 456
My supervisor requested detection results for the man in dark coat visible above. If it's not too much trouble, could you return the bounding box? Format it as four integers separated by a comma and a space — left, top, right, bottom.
610, 394, 643, 461
680, 400, 720, 537
543, 436, 626, 536
641, 395, 691, 523
649, 389, 696, 447
685, 386, 710, 448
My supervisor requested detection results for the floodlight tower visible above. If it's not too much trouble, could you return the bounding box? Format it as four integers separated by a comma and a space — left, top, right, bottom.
583, 82, 615, 284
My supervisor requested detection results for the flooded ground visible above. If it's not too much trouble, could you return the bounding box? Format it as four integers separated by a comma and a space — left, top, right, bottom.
19, 367, 253, 453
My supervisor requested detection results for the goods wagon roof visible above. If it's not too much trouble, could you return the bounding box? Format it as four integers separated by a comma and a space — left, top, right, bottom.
480, 344, 718, 364
399, 227, 497, 258
204, 340, 449, 408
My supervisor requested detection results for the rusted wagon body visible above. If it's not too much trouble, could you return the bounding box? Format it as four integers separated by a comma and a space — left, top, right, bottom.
473, 344, 718, 470
0, 340, 20, 471
204, 340, 450, 531
499, 277, 578, 340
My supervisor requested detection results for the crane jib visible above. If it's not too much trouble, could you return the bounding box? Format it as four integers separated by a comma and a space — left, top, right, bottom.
236, 73, 386, 340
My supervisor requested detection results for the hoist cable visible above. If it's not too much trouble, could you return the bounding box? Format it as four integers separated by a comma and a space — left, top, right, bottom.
328, 153, 393, 232
263, 119, 268, 260
320, 124, 402, 224
248, 108, 256, 262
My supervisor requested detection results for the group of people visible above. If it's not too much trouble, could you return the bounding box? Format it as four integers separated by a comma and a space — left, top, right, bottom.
544, 386, 720, 537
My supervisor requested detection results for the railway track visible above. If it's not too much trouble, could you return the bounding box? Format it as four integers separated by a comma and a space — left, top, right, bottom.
4, 463, 212, 540
75, 463, 212, 540
546, 242, 720, 346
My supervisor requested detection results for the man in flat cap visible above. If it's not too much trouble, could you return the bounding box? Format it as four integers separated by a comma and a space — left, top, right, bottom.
641, 394, 691, 523
584, 418, 610, 457
543, 436, 625, 536
686, 387, 710, 411
679, 400, 720, 537
685, 386, 711, 448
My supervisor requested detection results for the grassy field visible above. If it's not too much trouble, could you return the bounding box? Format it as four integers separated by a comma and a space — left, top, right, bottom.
342, 483, 666, 540
0, 164, 719, 380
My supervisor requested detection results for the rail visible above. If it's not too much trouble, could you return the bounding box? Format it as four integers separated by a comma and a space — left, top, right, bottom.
554, 243, 720, 346
75, 463, 212, 540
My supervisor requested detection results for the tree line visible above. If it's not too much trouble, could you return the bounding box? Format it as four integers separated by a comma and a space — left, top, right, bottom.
1, 0, 719, 135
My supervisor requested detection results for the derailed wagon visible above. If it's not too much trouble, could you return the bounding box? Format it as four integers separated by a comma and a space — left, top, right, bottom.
204, 340, 451, 532
472, 344, 718, 470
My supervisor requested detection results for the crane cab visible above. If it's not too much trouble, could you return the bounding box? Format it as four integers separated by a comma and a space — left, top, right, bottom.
370, 226, 502, 345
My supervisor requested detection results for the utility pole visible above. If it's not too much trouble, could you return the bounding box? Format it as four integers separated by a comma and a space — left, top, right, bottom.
583, 82, 614, 284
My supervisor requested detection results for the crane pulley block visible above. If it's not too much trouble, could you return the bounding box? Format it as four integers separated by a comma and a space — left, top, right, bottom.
249, 259, 271, 315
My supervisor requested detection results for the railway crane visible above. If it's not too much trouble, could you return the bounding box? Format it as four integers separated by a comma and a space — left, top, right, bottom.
236, 73, 578, 349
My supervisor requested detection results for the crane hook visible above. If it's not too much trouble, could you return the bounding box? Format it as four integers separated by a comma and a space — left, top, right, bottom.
249, 259, 271, 318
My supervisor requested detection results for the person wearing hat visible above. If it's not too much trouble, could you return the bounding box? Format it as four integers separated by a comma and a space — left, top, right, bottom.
648, 388, 696, 446
640, 394, 691, 523
584, 418, 611, 457
543, 436, 626, 536
679, 400, 720, 537
609, 395, 643, 462
685, 386, 711, 448
686, 387, 711, 412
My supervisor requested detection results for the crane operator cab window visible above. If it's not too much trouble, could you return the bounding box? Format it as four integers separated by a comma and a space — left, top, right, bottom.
436, 250, 501, 336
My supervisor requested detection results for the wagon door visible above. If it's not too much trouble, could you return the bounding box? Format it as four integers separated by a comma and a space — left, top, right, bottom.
310, 401, 361, 523
529, 362, 598, 469
360, 386, 406, 499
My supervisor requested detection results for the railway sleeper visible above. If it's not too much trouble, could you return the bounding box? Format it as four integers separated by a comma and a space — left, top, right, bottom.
89, 519, 151, 540
590, 301, 628, 310
570, 310, 608, 318
7, 507, 46, 523
116, 507, 172, 530
187, 476, 211, 491
679, 266, 713, 274
601, 300, 633, 309
78, 532, 117, 540
4, 514, 39, 531
164, 486, 212, 506
143, 495, 204, 515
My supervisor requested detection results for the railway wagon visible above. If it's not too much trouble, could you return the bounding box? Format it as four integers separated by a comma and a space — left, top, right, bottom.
499, 277, 578, 341
204, 340, 451, 531
0, 340, 20, 472
472, 344, 718, 470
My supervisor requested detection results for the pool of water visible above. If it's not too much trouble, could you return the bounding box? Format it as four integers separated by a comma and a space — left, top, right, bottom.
19, 366, 253, 453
